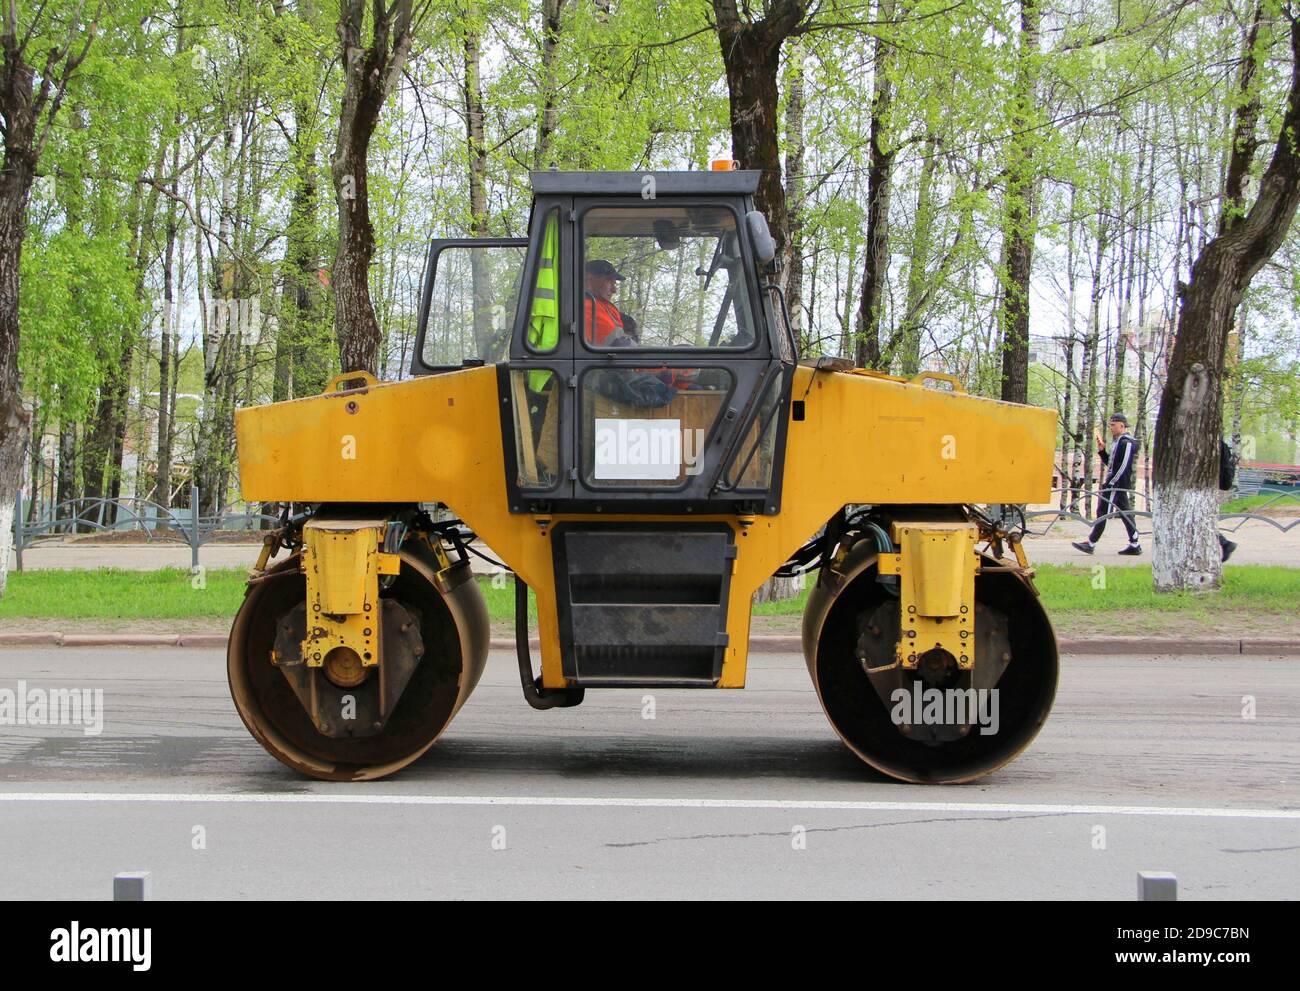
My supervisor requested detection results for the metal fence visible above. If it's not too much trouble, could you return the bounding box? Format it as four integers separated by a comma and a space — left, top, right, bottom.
1022, 486, 1300, 538
11, 485, 280, 572
11, 483, 1299, 571
1238, 465, 1300, 496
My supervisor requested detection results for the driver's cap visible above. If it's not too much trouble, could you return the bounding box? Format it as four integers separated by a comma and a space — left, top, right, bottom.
585, 259, 625, 280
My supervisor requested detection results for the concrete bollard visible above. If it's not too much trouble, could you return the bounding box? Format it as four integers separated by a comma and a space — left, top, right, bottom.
1137, 871, 1177, 901
113, 871, 151, 901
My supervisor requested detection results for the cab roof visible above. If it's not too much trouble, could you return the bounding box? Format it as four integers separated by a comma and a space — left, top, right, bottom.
529, 170, 761, 197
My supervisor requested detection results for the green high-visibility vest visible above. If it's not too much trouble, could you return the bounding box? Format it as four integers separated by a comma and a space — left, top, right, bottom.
527, 211, 559, 392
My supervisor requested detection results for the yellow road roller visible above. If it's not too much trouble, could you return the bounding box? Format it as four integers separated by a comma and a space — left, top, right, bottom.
230, 169, 1058, 783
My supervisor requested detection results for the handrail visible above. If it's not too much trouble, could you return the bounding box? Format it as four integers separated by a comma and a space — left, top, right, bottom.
910, 370, 966, 393
323, 370, 380, 393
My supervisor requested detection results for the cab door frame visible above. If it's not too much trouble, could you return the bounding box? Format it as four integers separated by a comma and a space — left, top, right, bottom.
501, 196, 577, 512
409, 237, 528, 376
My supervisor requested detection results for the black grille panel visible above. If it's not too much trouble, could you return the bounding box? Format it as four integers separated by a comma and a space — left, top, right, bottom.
552, 524, 736, 686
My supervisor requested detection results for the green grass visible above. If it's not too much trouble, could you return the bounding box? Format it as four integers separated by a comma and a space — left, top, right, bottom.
750, 564, 1300, 619
1034, 563, 1300, 616
1221, 491, 1300, 513
0, 568, 534, 622
477, 576, 537, 624
0, 567, 250, 619
1, 564, 1296, 625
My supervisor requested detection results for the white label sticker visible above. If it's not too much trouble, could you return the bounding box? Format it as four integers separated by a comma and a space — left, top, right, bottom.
593, 418, 681, 480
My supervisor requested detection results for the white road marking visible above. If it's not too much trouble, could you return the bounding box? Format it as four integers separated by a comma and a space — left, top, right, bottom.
0, 792, 1296, 819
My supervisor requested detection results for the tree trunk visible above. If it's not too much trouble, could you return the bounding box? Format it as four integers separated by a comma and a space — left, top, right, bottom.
193, 127, 237, 517
898, 133, 939, 375
1060, 185, 1079, 509
290, 129, 328, 396
1152, 14, 1300, 592
1080, 328, 1100, 510
82, 181, 144, 519
534, 0, 565, 168
1060, 333, 1075, 508
56, 418, 77, 508
1114, 121, 1144, 416
463, 11, 494, 359
331, 0, 415, 375
854, 0, 897, 370
157, 132, 180, 510
0, 9, 96, 593
0, 175, 31, 592
271, 0, 327, 400
784, 37, 806, 349
1229, 306, 1246, 485
711, 0, 808, 280
997, 0, 1041, 404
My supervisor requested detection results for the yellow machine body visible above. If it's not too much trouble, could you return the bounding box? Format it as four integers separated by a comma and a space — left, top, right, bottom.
236, 363, 1054, 691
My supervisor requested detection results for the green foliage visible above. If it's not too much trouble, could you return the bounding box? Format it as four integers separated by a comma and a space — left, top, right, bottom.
11, 0, 1300, 517
20, 228, 142, 421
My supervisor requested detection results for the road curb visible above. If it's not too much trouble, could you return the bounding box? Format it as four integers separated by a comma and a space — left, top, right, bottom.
0, 632, 1297, 655
58, 633, 181, 647
1059, 637, 1235, 655
178, 634, 230, 649
0, 632, 63, 646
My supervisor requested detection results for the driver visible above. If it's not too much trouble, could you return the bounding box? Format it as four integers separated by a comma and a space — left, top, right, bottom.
584, 257, 697, 390
583, 260, 636, 347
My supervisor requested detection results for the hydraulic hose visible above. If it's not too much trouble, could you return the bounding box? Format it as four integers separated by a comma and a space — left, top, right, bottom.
515, 576, 584, 710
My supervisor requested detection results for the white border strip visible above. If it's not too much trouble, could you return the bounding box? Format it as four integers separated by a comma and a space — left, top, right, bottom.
0, 792, 1295, 820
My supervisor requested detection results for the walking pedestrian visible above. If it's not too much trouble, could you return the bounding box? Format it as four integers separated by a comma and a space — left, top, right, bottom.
1218, 438, 1239, 562
1072, 412, 1141, 556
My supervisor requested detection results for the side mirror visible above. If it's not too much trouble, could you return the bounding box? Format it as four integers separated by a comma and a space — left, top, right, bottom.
745, 210, 777, 265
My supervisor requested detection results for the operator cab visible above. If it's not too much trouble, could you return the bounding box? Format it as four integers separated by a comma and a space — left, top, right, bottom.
411, 170, 796, 516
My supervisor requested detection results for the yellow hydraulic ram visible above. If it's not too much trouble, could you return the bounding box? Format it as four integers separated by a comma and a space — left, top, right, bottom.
876, 522, 980, 673
298, 519, 402, 676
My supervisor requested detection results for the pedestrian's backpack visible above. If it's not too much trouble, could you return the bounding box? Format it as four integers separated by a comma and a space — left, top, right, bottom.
1219, 439, 1238, 491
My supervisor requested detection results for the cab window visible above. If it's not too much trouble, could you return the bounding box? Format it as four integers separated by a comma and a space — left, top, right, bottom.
419, 242, 525, 366
579, 206, 755, 350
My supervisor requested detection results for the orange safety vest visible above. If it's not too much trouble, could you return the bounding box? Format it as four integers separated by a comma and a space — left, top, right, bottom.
584, 293, 625, 346
584, 294, 697, 389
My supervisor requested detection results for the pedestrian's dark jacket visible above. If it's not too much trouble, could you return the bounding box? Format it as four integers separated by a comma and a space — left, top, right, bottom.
1219, 439, 1237, 491
1098, 432, 1137, 490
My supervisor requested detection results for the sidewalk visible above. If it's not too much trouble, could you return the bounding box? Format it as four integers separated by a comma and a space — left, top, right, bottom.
14, 516, 1300, 571
12, 540, 289, 572
1022, 517, 1300, 567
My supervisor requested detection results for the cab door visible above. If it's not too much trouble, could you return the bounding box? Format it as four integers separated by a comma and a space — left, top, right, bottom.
565, 198, 794, 515
409, 237, 528, 375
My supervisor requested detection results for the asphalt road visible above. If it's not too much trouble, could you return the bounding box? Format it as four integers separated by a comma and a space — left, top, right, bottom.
0, 648, 1297, 899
